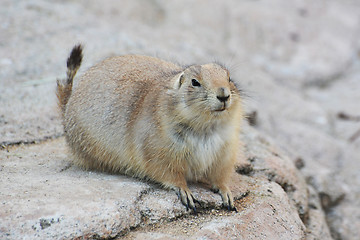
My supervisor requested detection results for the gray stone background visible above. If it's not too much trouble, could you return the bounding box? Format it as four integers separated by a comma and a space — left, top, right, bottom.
1, 0, 359, 239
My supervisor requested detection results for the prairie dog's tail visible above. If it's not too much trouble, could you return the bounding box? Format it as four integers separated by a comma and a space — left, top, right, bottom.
56, 44, 83, 115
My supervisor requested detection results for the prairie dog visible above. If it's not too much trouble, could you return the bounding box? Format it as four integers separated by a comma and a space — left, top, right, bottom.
57, 45, 243, 211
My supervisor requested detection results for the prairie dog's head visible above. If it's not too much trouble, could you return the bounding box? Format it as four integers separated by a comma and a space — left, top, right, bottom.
172, 63, 241, 123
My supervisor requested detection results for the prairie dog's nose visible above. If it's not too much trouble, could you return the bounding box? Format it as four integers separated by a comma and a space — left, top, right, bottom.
217, 87, 230, 102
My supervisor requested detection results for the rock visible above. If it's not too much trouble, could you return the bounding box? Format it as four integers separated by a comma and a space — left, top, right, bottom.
0, 83, 63, 146
305, 186, 332, 240
1, 125, 321, 239
238, 125, 309, 221
324, 145, 360, 240
126, 177, 306, 240
0, 139, 145, 239
224, 0, 359, 89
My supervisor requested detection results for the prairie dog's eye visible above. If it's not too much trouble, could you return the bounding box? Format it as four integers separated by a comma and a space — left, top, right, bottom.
191, 79, 201, 87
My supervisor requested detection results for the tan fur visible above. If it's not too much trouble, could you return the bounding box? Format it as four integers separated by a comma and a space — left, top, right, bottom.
57, 45, 244, 211
56, 82, 72, 115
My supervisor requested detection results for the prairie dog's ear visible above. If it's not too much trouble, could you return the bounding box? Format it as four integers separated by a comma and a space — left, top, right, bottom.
173, 72, 185, 89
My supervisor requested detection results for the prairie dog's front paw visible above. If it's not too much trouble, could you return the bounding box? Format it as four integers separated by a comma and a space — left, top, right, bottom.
218, 187, 237, 212
177, 187, 197, 212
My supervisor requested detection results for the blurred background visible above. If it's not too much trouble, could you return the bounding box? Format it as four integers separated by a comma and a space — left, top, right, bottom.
1, 0, 359, 239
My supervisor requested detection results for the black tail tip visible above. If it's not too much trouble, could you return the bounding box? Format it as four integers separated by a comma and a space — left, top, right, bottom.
67, 44, 83, 69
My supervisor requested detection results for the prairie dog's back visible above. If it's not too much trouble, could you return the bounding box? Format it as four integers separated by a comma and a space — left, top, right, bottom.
64, 55, 183, 173
74, 55, 181, 104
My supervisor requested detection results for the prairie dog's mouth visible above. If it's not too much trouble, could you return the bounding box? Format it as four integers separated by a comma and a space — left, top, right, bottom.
214, 108, 226, 112
213, 105, 227, 112
213, 102, 228, 112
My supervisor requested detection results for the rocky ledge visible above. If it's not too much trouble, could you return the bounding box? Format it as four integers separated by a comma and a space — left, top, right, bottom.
0, 124, 330, 239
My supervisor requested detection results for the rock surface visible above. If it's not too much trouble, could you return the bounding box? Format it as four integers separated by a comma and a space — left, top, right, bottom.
1, 0, 360, 239
1, 128, 319, 239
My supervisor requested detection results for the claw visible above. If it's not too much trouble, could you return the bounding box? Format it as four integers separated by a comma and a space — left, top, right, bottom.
193, 206, 197, 215
177, 187, 197, 213
224, 202, 238, 212
193, 196, 203, 208
218, 188, 236, 212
